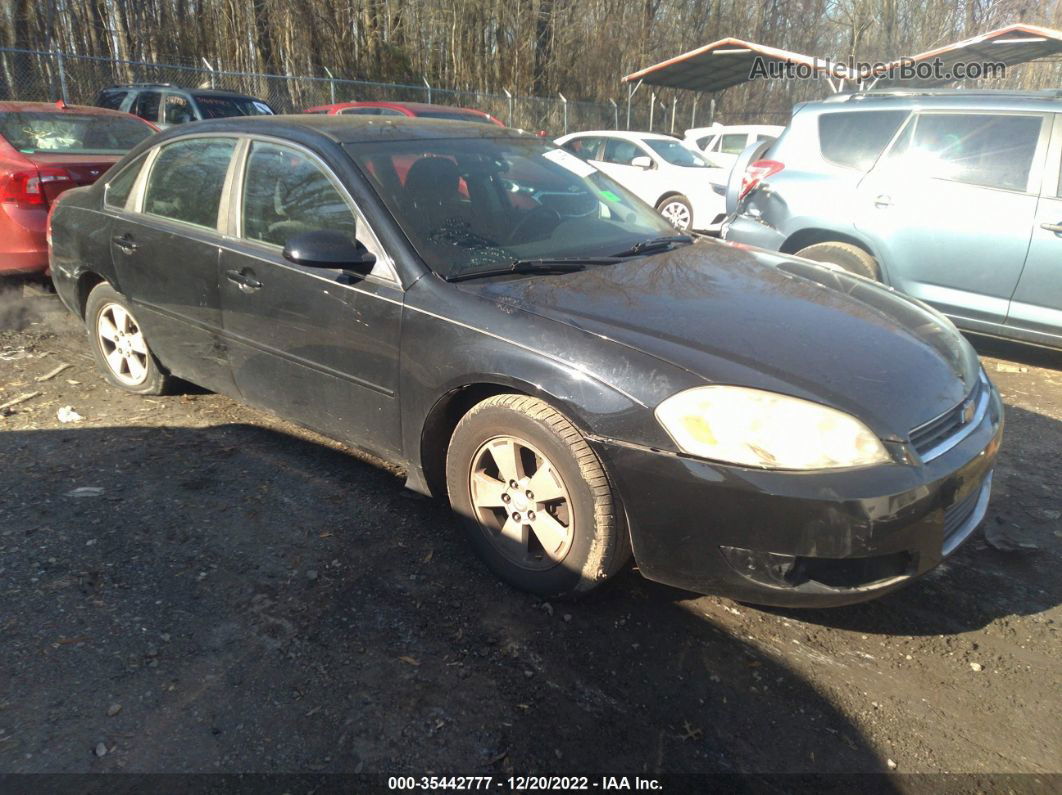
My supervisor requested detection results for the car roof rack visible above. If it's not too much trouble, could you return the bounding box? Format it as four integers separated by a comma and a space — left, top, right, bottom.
824, 88, 1062, 102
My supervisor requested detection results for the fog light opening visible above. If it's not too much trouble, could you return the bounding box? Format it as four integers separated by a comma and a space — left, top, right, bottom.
721, 546, 915, 590
720, 547, 801, 588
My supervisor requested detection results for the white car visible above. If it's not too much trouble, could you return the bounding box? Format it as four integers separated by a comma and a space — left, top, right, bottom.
683, 124, 784, 169
555, 130, 728, 233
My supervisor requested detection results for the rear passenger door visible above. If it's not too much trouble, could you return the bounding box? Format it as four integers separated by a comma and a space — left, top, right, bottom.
108, 135, 238, 393
855, 111, 1049, 325
218, 138, 404, 456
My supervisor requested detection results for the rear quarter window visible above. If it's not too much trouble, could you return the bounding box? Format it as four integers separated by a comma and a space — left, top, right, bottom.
96, 90, 128, 110
104, 154, 147, 209
818, 110, 909, 170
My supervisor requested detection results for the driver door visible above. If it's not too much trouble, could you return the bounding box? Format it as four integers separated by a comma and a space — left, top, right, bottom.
218, 138, 404, 456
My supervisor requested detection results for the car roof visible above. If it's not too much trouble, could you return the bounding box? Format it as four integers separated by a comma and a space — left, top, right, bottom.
810, 89, 1062, 114
0, 100, 148, 118
104, 85, 265, 101
306, 100, 493, 117
563, 130, 679, 142
144, 114, 527, 145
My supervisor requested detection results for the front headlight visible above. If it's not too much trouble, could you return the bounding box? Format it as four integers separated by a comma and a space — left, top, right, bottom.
654, 386, 890, 470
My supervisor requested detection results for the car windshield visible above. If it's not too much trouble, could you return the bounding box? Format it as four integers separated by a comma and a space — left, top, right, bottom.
346, 137, 676, 279
417, 110, 496, 124
644, 139, 709, 168
192, 95, 273, 119
0, 111, 153, 155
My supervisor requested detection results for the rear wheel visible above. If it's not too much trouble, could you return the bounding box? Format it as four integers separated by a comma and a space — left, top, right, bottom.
656, 195, 693, 231
795, 241, 880, 280
446, 394, 631, 598
85, 282, 171, 395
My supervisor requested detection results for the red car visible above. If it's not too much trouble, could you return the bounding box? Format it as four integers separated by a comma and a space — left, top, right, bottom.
302, 100, 505, 126
1, 101, 157, 275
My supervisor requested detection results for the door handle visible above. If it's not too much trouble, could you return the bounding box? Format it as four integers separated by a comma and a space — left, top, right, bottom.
873, 194, 893, 208
111, 233, 138, 253
225, 268, 262, 291
1040, 222, 1062, 234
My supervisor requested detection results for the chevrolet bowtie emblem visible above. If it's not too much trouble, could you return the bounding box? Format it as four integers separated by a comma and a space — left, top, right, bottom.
961, 398, 976, 424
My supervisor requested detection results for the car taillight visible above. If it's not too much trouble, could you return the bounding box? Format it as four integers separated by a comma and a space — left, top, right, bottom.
46, 195, 62, 247
739, 159, 784, 200
1, 167, 72, 208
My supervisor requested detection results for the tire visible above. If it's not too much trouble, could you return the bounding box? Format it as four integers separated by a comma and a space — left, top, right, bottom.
85, 282, 172, 395
446, 394, 631, 598
656, 195, 693, 231
795, 241, 880, 280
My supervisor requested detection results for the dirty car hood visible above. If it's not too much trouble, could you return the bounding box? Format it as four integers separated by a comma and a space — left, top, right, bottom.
455, 241, 980, 437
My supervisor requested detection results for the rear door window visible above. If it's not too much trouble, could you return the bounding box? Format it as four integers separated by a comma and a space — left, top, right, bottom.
602, 138, 642, 165
143, 137, 235, 228
134, 90, 162, 123
562, 136, 603, 160
887, 113, 1043, 192
818, 110, 908, 170
163, 93, 196, 125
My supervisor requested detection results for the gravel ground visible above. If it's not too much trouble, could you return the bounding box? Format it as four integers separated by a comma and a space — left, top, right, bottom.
0, 284, 1059, 779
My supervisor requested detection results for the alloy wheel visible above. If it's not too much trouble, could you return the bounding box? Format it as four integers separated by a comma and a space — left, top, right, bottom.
660, 200, 691, 230
96, 302, 150, 386
468, 435, 575, 570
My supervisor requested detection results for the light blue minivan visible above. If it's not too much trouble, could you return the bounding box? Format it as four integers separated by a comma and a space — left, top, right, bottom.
724, 90, 1062, 350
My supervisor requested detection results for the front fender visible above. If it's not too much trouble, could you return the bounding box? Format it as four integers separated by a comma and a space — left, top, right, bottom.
398, 277, 694, 494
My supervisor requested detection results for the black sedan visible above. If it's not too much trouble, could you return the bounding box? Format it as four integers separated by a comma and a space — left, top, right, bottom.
48, 116, 1003, 606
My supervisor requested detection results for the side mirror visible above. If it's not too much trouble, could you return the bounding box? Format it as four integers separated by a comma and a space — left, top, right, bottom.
630, 155, 653, 170
283, 230, 376, 275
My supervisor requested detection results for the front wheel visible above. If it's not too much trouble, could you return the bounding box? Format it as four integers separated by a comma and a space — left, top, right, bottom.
85, 282, 172, 395
446, 394, 631, 598
656, 195, 693, 231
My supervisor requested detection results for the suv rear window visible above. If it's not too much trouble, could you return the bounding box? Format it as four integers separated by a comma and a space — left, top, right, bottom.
818, 110, 908, 170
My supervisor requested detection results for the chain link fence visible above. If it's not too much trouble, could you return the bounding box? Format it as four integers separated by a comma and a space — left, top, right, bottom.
0, 47, 789, 136
0, 47, 628, 134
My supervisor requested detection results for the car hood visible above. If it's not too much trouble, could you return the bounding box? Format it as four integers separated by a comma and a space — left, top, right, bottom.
455, 241, 980, 438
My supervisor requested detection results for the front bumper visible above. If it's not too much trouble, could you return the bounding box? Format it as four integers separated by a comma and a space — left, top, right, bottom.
592, 385, 1003, 607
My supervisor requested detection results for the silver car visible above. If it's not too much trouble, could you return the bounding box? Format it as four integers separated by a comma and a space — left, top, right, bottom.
723, 90, 1062, 350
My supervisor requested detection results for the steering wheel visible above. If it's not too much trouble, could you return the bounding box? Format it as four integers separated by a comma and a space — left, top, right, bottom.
506, 205, 562, 244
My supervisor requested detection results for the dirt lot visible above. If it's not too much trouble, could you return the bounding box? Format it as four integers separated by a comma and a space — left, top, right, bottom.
1, 284, 1059, 781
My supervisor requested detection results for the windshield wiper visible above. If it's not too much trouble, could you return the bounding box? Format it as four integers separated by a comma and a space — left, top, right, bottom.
445, 257, 619, 282
611, 235, 694, 258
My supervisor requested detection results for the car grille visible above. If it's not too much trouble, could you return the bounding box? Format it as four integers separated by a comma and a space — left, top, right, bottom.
909, 373, 988, 461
